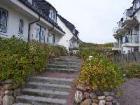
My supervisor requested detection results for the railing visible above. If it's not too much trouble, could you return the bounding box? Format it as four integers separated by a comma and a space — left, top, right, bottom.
123, 34, 139, 44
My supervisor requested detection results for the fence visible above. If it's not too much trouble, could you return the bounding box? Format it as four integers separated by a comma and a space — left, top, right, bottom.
111, 52, 140, 65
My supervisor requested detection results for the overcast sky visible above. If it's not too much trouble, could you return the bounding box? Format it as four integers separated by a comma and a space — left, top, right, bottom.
47, 0, 133, 44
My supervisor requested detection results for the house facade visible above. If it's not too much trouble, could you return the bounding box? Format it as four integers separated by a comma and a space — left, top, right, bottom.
0, 0, 67, 46
113, 0, 140, 54
57, 15, 79, 52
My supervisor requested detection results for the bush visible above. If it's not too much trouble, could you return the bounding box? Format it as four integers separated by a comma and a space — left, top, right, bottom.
122, 63, 140, 78
48, 45, 67, 58
0, 37, 67, 87
78, 53, 124, 91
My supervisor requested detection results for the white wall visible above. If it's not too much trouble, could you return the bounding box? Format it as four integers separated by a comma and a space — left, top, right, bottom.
0, 3, 31, 41
0, 1, 62, 45
122, 47, 132, 54
57, 17, 74, 50
70, 39, 79, 49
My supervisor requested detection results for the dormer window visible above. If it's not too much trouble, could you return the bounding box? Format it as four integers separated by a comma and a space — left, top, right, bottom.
28, 0, 32, 5
49, 9, 57, 22
133, 0, 140, 10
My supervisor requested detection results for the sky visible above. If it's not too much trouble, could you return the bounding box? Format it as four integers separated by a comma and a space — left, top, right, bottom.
47, 0, 133, 44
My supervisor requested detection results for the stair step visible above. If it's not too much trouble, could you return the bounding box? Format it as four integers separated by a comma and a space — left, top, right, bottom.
52, 58, 81, 62
47, 68, 79, 72
48, 64, 80, 69
16, 95, 67, 105
26, 82, 71, 91
13, 56, 81, 105
13, 103, 32, 105
29, 76, 73, 85
49, 61, 81, 65
22, 88, 69, 99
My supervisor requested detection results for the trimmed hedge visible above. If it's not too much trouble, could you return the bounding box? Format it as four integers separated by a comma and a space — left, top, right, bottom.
0, 37, 67, 87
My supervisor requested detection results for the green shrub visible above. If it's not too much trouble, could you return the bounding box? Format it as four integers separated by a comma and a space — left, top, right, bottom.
0, 37, 67, 87
48, 45, 67, 58
122, 63, 140, 78
78, 53, 124, 91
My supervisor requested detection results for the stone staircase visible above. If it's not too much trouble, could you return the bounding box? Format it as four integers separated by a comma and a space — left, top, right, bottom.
13, 56, 81, 105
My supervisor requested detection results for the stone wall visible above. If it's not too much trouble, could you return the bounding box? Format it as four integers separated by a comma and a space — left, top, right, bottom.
74, 86, 119, 105
0, 86, 5, 105
0, 80, 21, 105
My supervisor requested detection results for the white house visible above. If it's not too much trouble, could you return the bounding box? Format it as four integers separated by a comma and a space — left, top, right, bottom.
0, 0, 65, 45
113, 0, 140, 54
57, 15, 79, 52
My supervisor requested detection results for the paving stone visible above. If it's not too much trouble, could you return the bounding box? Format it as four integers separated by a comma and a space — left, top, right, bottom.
98, 96, 105, 100
80, 99, 92, 105
99, 100, 106, 105
106, 96, 114, 102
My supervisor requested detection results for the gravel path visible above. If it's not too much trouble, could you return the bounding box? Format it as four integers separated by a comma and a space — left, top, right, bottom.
118, 78, 140, 105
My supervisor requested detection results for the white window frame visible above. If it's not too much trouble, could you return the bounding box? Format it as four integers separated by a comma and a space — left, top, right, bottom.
18, 19, 24, 35
49, 9, 56, 22
0, 7, 8, 33
36, 24, 46, 43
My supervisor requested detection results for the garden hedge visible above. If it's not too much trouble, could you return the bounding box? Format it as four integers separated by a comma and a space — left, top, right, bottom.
0, 37, 67, 87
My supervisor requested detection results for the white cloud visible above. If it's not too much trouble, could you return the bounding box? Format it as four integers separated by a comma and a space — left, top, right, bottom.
46, 0, 133, 43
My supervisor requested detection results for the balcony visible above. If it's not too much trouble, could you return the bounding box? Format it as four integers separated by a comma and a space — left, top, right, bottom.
122, 34, 140, 47
113, 18, 139, 39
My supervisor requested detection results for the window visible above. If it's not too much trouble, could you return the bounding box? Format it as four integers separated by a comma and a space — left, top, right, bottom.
47, 34, 55, 44
53, 34, 55, 43
36, 24, 46, 43
40, 27, 46, 43
36, 25, 40, 39
19, 19, 24, 34
49, 9, 56, 22
0, 8, 8, 33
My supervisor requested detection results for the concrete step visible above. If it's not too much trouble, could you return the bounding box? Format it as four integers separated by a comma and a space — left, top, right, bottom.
47, 64, 80, 69
13, 103, 32, 105
49, 60, 81, 65
22, 88, 69, 99
28, 76, 73, 85
47, 67, 79, 73
26, 82, 71, 92
48, 62, 81, 68
52, 57, 81, 62
16, 95, 67, 105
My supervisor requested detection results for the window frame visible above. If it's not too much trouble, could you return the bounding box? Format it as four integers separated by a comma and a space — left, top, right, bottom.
49, 9, 57, 22
0, 7, 8, 33
18, 19, 24, 35
36, 24, 46, 43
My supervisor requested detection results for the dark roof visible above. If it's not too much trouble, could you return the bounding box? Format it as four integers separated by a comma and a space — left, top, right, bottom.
126, 7, 134, 17
131, 7, 140, 17
133, 0, 140, 4
19, 0, 64, 33
131, 0, 140, 17
58, 15, 79, 36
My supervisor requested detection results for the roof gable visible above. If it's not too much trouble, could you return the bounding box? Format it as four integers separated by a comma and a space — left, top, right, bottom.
58, 15, 79, 36
19, 0, 64, 33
